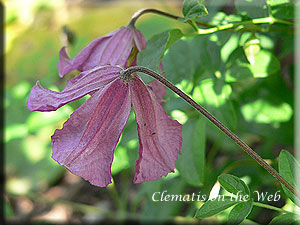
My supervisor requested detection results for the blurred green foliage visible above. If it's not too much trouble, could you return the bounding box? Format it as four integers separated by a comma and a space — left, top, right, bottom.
5, 0, 298, 224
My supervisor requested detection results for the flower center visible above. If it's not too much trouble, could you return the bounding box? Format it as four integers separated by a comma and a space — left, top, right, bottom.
119, 69, 133, 82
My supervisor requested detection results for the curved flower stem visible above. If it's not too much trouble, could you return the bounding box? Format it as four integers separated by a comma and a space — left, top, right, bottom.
128, 8, 212, 28
121, 66, 300, 201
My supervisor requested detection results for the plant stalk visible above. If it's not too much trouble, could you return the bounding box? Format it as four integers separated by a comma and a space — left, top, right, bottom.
197, 16, 293, 34
121, 66, 300, 201
128, 8, 212, 28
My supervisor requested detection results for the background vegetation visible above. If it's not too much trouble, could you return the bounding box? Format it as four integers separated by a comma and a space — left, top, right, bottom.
4, 0, 298, 224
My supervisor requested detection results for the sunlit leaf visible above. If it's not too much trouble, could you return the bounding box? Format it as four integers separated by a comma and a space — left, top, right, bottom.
241, 99, 293, 124
111, 146, 130, 175
193, 79, 232, 107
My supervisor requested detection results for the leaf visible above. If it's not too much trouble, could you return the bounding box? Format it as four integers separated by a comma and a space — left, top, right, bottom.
111, 146, 130, 175
251, 50, 280, 77
195, 196, 237, 219
182, 0, 208, 21
243, 34, 261, 65
267, 0, 294, 19
137, 29, 183, 83
228, 199, 253, 225
241, 99, 293, 124
225, 48, 280, 82
218, 174, 250, 196
269, 213, 300, 225
279, 150, 300, 207
162, 39, 194, 84
235, 0, 269, 18
176, 118, 206, 186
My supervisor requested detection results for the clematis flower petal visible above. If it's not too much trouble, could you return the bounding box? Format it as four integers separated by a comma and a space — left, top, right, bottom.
130, 76, 182, 183
52, 78, 131, 187
27, 66, 121, 111
147, 62, 166, 103
132, 28, 146, 51
58, 27, 136, 77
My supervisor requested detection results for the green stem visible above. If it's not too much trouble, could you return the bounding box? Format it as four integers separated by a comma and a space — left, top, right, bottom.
197, 16, 293, 34
253, 202, 292, 214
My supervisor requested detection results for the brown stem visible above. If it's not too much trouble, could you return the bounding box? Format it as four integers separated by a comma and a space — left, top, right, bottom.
128, 8, 212, 28
121, 66, 300, 201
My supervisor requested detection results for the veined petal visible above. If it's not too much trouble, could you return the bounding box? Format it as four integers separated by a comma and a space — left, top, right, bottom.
147, 62, 166, 103
132, 28, 146, 52
52, 78, 131, 187
27, 66, 121, 111
130, 76, 182, 183
58, 27, 134, 77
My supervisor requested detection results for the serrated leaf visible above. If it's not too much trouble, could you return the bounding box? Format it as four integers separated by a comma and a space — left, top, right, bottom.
279, 150, 300, 207
176, 118, 206, 186
195, 196, 237, 219
228, 199, 253, 225
182, 0, 208, 21
269, 213, 300, 225
235, 0, 269, 18
218, 174, 250, 196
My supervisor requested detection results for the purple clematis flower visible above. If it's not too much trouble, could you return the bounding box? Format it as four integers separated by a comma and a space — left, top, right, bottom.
57, 25, 166, 102
27, 65, 182, 187
58, 26, 146, 78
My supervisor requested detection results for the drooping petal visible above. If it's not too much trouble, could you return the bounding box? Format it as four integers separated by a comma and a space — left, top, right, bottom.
147, 62, 166, 103
57, 27, 134, 77
132, 28, 146, 52
130, 76, 182, 183
27, 66, 121, 111
52, 78, 131, 187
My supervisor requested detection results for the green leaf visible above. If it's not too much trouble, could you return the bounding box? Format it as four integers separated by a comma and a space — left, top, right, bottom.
182, 0, 208, 21
228, 199, 253, 225
137, 29, 183, 83
111, 146, 130, 175
195, 196, 237, 219
235, 0, 269, 18
176, 118, 206, 186
243, 34, 261, 65
218, 174, 250, 196
241, 99, 293, 124
251, 50, 280, 77
279, 150, 300, 207
225, 48, 280, 82
269, 213, 300, 225
5, 199, 14, 219
162, 39, 194, 84
267, 0, 290, 5
267, 0, 294, 19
